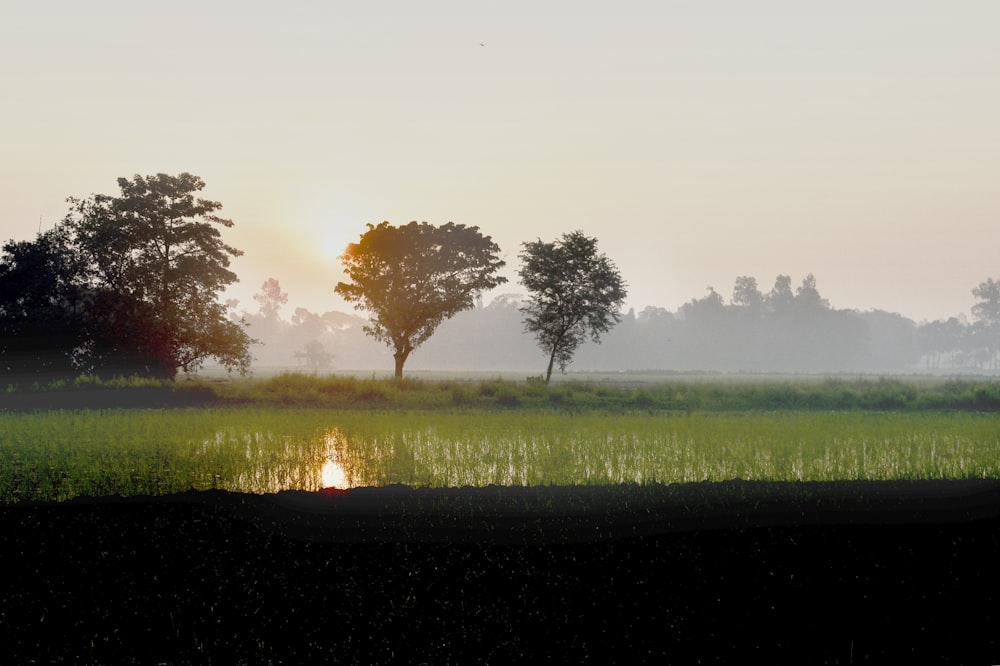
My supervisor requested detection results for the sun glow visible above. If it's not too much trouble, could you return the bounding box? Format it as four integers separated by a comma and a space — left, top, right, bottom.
321, 236, 347, 261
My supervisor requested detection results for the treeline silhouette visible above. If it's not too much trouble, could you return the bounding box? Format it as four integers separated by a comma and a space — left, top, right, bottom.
240, 274, 1000, 375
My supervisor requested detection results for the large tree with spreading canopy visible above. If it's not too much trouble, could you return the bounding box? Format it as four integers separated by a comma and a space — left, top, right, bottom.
0, 172, 252, 381
335, 221, 507, 378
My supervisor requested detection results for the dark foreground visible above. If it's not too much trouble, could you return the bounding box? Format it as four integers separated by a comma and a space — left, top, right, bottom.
2, 481, 999, 665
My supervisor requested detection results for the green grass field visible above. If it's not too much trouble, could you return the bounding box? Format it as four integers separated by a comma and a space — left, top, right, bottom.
2, 399, 998, 503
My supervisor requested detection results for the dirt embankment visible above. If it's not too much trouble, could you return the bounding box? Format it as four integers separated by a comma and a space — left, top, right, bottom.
2, 480, 999, 664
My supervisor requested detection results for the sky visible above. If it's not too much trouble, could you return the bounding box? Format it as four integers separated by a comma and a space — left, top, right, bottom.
2, 1, 998, 324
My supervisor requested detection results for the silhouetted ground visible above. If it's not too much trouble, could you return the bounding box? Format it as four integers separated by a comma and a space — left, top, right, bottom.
2, 481, 998, 664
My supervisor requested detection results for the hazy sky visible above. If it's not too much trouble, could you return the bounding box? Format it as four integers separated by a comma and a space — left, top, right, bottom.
2, 1, 997, 323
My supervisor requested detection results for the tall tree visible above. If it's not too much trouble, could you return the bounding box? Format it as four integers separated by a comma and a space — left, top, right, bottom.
335, 221, 507, 378
794, 273, 829, 310
5, 172, 254, 379
767, 274, 794, 313
972, 278, 1000, 325
254, 278, 288, 321
731, 276, 765, 311
518, 231, 627, 383
971, 278, 1000, 369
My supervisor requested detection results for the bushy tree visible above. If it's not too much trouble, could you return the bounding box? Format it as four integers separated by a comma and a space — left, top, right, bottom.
518, 231, 627, 383
335, 221, 507, 378
731, 276, 765, 311
0, 226, 89, 381
294, 340, 334, 371
0, 173, 252, 382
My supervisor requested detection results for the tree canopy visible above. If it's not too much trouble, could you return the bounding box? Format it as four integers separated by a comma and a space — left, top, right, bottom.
0, 172, 252, 382
518, 231, 627, 383
972, 278, 1000, 326
254, 278, 289, 321
0, 225, 89, 381
335, 221, 507, 378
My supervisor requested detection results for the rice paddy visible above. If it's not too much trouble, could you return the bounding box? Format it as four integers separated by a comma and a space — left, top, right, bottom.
2, 407, 998, 503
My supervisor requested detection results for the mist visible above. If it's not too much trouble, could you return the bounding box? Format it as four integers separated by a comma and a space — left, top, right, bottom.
237, 274, 999, 376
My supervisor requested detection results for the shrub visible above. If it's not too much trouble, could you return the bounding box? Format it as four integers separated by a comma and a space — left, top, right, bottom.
495, 392, 521, 407
450, 386, 473, 406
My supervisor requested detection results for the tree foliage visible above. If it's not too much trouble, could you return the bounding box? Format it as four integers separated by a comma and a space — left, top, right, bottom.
731, 276, 764, 311
972, 278, 1000, 326
971, 278, 1000, 370
335, 221, 507, 378
518, 231, 627, 383
294, 340, 334, 371
0, 173, 252, 382
254, 278, 288, 321
0, 226, 90, 380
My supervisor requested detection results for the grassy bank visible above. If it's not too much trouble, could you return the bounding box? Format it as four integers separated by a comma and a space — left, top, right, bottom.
4, 372, 1000, 412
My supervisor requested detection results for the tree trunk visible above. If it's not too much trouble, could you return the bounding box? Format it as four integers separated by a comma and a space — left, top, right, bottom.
545, 347, 557, 385
393, 345, 411, 379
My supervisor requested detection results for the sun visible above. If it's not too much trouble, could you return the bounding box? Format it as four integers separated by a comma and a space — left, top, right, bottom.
292, 197, 359, 263
321, 236, 347, 261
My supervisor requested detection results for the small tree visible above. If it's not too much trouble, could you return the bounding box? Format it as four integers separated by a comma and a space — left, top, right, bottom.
518, 231, 627, 383
294, 340, 334, 371
335, 221, 507, 378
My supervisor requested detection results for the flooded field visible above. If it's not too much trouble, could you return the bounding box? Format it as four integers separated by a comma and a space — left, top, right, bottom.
3, 408, 1000, 503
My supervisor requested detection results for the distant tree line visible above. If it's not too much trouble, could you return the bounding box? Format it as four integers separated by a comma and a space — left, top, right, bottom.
917, 278, 1000, 371
242, 273, 1000, 376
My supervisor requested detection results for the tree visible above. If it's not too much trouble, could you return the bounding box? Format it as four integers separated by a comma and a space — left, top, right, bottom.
254, 278, 288, 321
681, 287, 726, 321
731, 276, 764, 311
334, 221, 507, 378
971, 278, 1000, 369
767, 274, 794, 313
294, 340, 334, 371
0, 226, 90, 382
518, 231, 627, 383
794, 273, 829, 310
2, 172, 253, 380
972, 278, 1000, 326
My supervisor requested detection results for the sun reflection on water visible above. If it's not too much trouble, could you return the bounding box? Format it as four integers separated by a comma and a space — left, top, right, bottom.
196, 426, 367, 493
320, 458, 349, 489
319, 428, 359, 489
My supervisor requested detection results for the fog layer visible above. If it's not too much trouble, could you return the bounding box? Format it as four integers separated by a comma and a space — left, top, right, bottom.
240, 275, 999, 375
